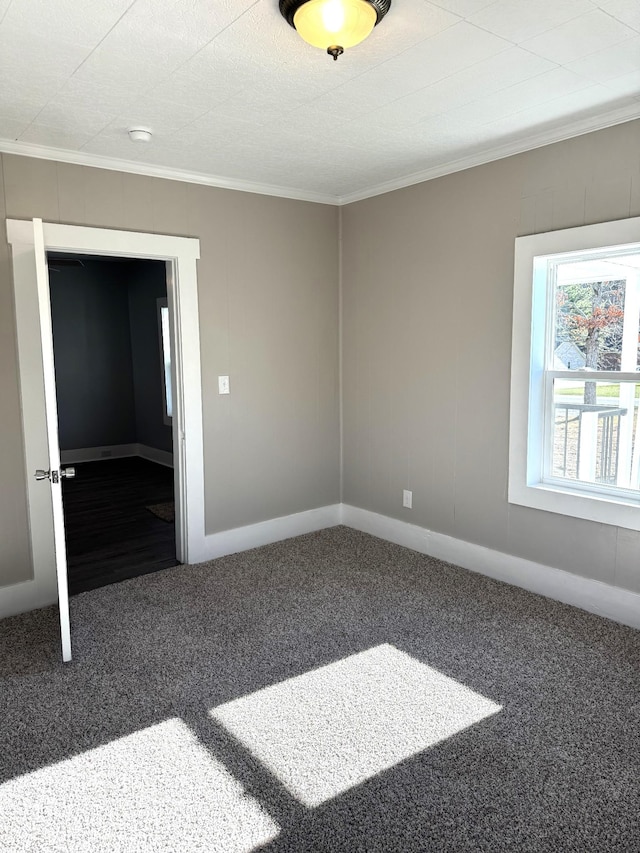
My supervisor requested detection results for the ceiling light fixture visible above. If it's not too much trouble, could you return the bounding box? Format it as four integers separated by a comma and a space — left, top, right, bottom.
280, 0, 391, 60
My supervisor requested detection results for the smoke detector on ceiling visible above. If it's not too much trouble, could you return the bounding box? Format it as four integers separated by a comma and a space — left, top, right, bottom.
128, 127, 153, 143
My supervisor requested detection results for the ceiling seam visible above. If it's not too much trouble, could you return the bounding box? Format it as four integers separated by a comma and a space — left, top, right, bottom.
0, 0, 13, 26
26, 0, 141, 132
150, 0, 263, 90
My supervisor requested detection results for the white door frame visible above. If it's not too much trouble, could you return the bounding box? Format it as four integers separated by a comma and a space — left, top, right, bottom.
5, 219, 206, 623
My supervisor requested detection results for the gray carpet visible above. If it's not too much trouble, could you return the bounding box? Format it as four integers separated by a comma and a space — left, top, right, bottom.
1, 526, 639, 852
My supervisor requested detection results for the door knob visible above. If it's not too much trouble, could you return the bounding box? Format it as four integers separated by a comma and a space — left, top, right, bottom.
35, 468, 76, 481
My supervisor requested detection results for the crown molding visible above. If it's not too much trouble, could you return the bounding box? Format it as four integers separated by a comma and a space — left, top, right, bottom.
1, 104, 639, 209
0, 139, 339, 206
336, 103, 640, 205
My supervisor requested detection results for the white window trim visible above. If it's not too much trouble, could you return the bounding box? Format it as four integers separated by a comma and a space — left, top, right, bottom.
509, 215, 640, 531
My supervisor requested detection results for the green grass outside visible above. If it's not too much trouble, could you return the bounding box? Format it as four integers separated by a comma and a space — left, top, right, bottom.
560, 384, 640, 398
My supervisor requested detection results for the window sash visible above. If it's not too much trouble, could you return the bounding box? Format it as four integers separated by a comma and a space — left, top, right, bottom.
541, 473, 640, 504
541, 371, 640, 497
545, 370, 640, 382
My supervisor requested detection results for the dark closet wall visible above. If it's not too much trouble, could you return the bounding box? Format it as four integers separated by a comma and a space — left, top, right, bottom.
50, 260, 136, 450
49, 256, 170, 453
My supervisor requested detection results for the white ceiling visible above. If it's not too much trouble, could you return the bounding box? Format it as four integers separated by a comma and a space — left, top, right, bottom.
1, 0, 639, 204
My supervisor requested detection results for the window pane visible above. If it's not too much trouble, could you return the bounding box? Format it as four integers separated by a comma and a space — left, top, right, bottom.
161, 305, 172, 419
553, 255, 640, 371
552, 380, 639, 489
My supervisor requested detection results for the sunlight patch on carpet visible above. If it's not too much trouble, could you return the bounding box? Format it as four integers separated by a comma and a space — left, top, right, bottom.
211, 643, 502, 807
0, 718, 279, 852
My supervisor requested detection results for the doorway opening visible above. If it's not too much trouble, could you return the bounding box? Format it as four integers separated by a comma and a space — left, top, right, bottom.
48, 252, 177, 594
8, 219, 204, 660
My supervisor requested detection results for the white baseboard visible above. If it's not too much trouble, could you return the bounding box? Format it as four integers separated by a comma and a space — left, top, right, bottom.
137, 444, 173, 468
60, 443, 138, 464
340, 504, 640, 631
3, 497, 637, 632
60, 443, 173, 468
0, 575, 57, 620
200, 504, 342, 562
0, 504, 341, 619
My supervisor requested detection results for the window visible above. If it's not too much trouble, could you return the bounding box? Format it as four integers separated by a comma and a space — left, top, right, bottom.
510, 217, 640, 530
158, 298, 173, 423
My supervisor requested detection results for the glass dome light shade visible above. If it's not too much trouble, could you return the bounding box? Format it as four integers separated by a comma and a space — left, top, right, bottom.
293, 0, 377, 50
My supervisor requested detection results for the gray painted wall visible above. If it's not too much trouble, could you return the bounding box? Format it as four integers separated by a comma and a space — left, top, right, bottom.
0, 164, 27, 585
3, 120, 638, 596
127, 260, 172, 454
0, 154, 340, 587
342, 119, 640, 597
49, 259, 137, 451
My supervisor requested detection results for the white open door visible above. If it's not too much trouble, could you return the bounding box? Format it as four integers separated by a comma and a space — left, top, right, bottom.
32, 218, 73, 662
5, 217, 73, 660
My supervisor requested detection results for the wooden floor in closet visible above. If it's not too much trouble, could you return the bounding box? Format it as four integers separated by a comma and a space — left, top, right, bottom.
62, 456, 177, 595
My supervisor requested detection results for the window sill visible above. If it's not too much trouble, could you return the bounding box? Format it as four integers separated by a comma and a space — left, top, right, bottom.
509, 480, 640, 530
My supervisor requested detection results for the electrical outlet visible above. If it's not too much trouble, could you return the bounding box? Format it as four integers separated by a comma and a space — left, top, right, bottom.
218, 375, 230, 395
403, 489, 412, 509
